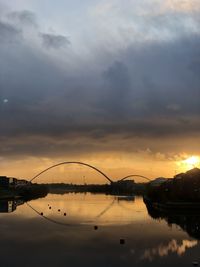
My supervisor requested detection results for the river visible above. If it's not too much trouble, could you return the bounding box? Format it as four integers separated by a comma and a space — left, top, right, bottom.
0, 193, 199, 266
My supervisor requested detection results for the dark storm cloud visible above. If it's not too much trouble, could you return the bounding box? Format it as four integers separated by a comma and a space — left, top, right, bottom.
100, 61, 132, 118
7, 10, 38, 27
40, 33, 70, 49
123, 35, 200, 116
1, 5, 200, 157
0, 20, 21, 42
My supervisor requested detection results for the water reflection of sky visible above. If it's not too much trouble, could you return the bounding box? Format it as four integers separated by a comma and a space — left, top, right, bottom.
22, 194, 149, 225
0, 194, 199, 267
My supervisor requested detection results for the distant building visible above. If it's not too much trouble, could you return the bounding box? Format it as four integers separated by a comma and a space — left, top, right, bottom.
111, 180, 135, 194
174, 168, 200, 180
0, 200, 17, 213
0, 176, 29, 189
149, 177, 169, 187
174, 173, 184, 180
0, 176, 17, 188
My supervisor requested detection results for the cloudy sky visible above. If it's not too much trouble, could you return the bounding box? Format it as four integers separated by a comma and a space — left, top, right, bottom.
0, 0, 200, 181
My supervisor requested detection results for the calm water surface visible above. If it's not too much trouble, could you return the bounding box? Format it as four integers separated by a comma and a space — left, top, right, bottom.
0, 193, 199, 267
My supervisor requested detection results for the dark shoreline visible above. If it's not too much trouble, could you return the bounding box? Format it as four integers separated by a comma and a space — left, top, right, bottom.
143, 195, 200, 213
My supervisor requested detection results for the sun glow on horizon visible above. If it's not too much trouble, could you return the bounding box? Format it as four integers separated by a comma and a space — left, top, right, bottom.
179, 156, 200, 171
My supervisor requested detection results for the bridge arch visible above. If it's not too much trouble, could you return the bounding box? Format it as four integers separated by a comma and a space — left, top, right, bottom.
30, 161, 113, 183
118, 174, 151, 182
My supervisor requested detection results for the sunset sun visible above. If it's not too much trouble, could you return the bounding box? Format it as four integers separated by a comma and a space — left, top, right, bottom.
182, 156, 200, 169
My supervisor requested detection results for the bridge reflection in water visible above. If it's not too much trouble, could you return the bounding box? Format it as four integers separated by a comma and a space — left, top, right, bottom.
0, 192, 140, 227
1, 191, 200, 242
0, 199, 20, 213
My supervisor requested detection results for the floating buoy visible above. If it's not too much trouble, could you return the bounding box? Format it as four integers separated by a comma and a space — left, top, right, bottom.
40, 212, 43, 216
64, 213, 66, 216
49, 207, 51, 210
58, 209, 61, 212
94, 226, 98, 230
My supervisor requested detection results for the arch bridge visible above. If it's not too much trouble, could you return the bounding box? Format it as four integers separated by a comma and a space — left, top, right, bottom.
30, 161, 151, 183
30, 161, 113, 183
118, 174, 151, 182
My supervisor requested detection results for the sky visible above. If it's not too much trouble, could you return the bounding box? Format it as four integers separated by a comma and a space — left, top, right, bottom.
0, 0, 200, 182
